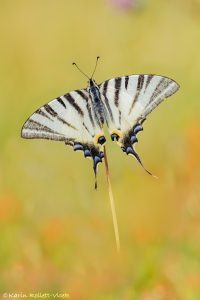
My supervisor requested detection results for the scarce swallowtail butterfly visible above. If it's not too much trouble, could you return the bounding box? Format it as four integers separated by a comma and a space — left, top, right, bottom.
21, 57, 180, 188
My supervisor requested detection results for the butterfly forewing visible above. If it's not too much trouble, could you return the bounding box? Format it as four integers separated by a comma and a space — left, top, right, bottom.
22, 89, 100, 142
21, 89, 106, 177
100, 75, 179, 131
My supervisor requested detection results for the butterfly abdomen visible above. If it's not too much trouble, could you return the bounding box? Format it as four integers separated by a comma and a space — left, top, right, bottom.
89, 84, 105, 126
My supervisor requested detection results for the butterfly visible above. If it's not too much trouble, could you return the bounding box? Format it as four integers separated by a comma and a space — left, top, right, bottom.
21, 58, 180, 188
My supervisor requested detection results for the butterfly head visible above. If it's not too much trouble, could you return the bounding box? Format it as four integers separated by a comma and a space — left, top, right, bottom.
89, 79, 96, 87
87, 79, 99, 92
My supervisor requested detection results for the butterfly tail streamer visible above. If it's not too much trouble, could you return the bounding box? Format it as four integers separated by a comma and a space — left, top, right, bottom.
121, 129, 158, 179
94, 167, 98, 190
93, 153, 103, 190
131, 147, 158, 179
103, 146, 120, 253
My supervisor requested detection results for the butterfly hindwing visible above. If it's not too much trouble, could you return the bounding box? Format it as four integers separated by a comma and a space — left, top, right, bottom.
99, 74, 180, 173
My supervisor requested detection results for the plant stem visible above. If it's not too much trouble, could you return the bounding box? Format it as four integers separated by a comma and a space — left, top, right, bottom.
104, 146, 120, 253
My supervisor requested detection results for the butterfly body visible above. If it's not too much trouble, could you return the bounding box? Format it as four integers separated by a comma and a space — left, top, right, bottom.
87, 79, 106, 127
21, 73, 180, 186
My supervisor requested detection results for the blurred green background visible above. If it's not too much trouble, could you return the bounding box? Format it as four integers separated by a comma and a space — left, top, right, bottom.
0, 0, 200, 299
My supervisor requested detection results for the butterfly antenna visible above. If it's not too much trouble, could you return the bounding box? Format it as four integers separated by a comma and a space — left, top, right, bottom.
104, 146, 120, 253
72, 62, 90, 80
91, 56, 100, 79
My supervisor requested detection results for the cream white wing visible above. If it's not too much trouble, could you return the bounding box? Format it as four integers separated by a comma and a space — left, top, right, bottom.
21, 89, 105, 181
99, 74, 180, 173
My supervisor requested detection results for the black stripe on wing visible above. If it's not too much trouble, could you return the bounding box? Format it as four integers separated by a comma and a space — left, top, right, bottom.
44, 104, 57, 117
63, 93, 84, 116
148, 77, 166, 104
144, 74, 154, 91
75, 89, 98, 133
129, 75, 145, 115
75, 90, 89, 102
114, 77, 122, 107
101, 81, 114, 122
21, 119, 72, 142
43, 103, 77, 130
125, 76, 129, 89
87, 101, 95, 128
35, 108, 52, 121
144, 77, 180, 116
57, 97, 66, 108
23, 119, 61, 135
